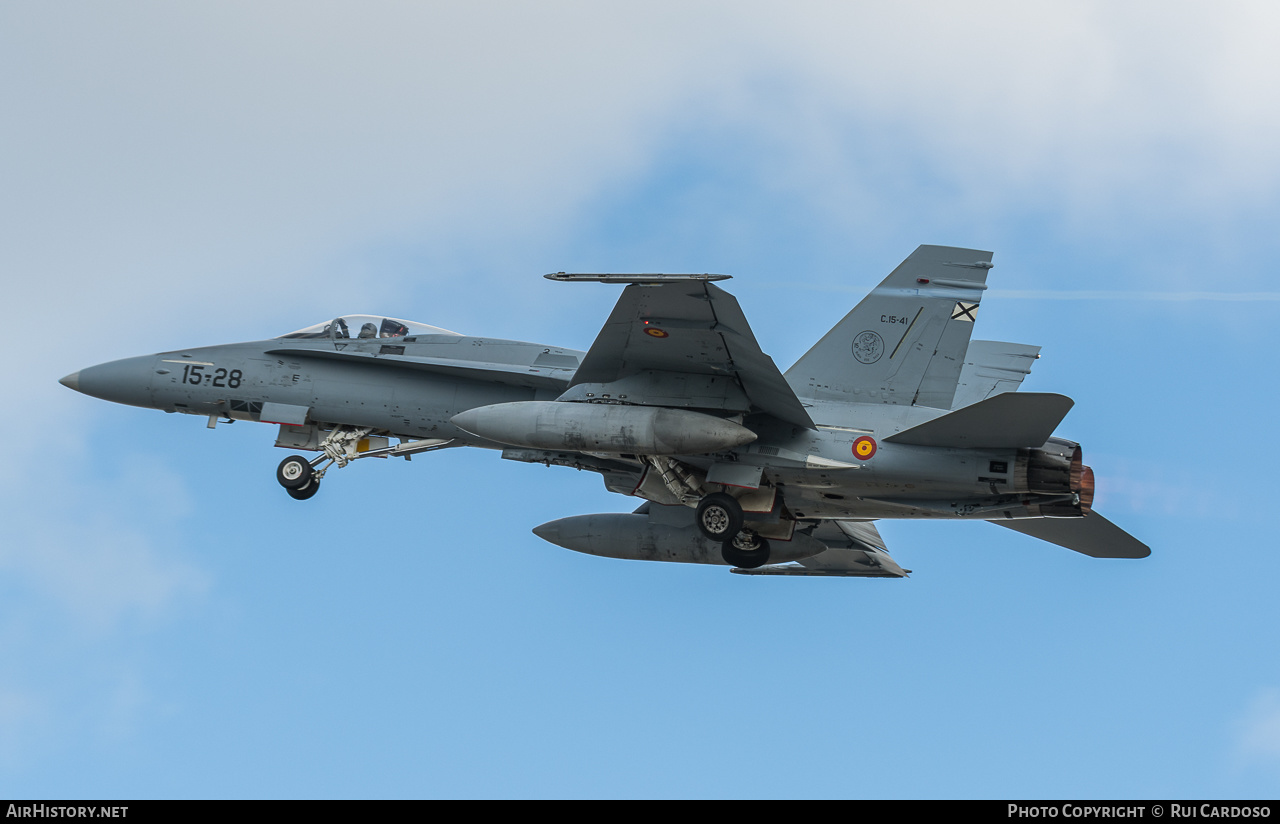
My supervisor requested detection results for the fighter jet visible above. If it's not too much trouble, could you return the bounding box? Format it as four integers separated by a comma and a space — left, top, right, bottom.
59, 245, 1149, 576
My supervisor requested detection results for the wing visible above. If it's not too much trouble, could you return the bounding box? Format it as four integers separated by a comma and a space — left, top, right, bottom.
732, 520, 911, 577
562, 280, 815, 429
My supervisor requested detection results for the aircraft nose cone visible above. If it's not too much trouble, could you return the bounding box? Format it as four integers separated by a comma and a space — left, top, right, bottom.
68, 356, 156, 408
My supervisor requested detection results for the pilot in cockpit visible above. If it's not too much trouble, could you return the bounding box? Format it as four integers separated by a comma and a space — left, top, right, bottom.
358, 322, 378, 339
379, 319, 410, 338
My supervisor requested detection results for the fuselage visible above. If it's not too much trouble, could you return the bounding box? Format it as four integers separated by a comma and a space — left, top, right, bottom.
63, 328, 1087, 523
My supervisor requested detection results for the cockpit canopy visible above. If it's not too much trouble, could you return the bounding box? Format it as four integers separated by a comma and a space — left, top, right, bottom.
278, 315, 461, 340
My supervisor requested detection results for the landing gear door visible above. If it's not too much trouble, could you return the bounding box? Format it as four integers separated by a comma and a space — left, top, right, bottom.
275, 424, 322, 451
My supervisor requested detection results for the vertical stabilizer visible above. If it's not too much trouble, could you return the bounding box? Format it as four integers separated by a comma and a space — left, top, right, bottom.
785, 245, 992, 408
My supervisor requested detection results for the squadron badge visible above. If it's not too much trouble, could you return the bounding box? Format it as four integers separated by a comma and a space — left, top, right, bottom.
852, 330, 884, 364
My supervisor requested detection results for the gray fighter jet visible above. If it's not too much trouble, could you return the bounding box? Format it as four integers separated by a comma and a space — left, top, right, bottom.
60, 245, 1149, 576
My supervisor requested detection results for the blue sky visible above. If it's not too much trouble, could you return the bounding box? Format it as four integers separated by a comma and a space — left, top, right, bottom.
3, 2, 1279, 798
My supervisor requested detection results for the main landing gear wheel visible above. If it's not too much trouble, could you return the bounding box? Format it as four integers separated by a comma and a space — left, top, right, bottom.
721, 531, 771, 569
696, 492, 744, 541
286, 477, 320, 500
277, 455, 313, 490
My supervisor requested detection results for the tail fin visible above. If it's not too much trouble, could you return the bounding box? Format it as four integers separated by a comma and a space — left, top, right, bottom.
785, 245, 992, 408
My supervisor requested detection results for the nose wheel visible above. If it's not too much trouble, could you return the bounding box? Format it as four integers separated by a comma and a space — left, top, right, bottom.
285, 477, 321, 500
277, 455, 314, 490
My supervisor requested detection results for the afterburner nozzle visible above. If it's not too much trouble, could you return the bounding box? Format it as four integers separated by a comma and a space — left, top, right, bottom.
1079, 465, 1095, 512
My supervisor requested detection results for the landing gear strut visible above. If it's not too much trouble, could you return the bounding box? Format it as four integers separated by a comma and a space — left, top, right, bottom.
274, 425, 456, 500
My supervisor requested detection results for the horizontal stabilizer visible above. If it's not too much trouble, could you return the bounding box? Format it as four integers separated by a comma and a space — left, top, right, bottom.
884, 392, 1074, 448
992, 513, 1150, 558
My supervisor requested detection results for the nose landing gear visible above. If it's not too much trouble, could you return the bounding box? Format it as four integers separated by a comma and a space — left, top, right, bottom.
274, 426, 455, 500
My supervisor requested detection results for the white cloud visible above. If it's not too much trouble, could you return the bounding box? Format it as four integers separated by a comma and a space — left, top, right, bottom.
5, 1, 1279, 350
739, 2, 1280, 207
